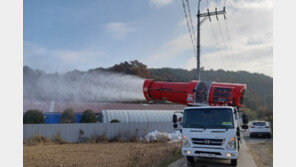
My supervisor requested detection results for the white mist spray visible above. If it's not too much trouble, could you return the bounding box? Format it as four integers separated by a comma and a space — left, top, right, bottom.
24, 70, 146, 102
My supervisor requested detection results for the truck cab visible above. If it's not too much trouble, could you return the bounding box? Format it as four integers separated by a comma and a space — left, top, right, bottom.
173, 106, 248, 166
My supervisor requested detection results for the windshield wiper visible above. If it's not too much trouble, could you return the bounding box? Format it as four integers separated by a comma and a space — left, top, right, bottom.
188, 124, 207, 130
219, 125, 229, 131
209, 124, 230, 130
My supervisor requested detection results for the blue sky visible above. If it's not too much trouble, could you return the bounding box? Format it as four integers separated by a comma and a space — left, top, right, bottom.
24, 0, 273, 76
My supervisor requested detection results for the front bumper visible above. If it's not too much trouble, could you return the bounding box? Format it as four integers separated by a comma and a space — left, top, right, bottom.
250, 132, 271, 136
182, 147, 238, 159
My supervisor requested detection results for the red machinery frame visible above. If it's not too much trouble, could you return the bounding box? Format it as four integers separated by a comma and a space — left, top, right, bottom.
143, 79, 246, 107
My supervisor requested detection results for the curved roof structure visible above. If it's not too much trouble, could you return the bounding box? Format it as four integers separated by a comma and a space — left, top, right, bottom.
102, 110, 183, 123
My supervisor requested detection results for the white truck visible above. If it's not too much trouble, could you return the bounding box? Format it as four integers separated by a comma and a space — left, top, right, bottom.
173, 106, 249, 166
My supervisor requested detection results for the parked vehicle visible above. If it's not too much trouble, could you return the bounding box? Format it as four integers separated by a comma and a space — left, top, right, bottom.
248, 121, 271, 138
173, 106, 249, 166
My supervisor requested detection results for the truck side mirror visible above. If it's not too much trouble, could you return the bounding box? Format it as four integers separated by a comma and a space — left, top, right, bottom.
241, 124, 249, 130
172, 114, 177, 123
242, 114, 249, 124
173, 123, 178, 128
236, 127, 240, 137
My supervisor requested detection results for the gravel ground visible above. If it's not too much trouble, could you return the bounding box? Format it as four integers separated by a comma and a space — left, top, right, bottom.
23, 142, 181, 167
243, 131, 273, 167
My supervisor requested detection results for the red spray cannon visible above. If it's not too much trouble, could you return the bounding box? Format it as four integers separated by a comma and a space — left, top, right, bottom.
143, 79, 246, 107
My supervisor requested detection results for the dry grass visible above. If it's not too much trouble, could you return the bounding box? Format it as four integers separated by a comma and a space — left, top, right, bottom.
24, 132, 174, 146
24, 135, 52, 146
23, 141, 182, 167
24, 134, 68, 146
88, 133, 108, 143
52, 134, 68, 144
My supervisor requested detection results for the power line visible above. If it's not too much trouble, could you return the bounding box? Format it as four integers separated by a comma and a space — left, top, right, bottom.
181, 0, 242, 82
223, 19, 244, 82
197, 0, 229, 78
220, 21, 242, 82
181, 0, 197, 57
209, 21, 229, 72
214, 0, 243, 82
205, 0, 242, 82
186, 0, 197, 42
217, 21, 233, 68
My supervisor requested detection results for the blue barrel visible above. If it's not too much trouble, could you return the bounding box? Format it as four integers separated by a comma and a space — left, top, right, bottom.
44, 112, 61, 124
44, 112, 84, 123
75, 113, 83, 123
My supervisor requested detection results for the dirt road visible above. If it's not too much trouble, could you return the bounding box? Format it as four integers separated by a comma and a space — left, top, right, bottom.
243, 131, 273, 167
168, 132, 257, 167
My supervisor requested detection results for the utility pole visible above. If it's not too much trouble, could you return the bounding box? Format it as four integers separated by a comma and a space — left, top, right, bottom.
196, 0, 226, 81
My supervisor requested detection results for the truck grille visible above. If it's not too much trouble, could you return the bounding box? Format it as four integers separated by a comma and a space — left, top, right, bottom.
191, 138, 224, 146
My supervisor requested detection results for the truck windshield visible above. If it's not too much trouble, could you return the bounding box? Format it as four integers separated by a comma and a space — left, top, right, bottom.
183, 108, 234, 129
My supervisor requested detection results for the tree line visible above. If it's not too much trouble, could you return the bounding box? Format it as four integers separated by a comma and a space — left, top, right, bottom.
23, 109, 98, 124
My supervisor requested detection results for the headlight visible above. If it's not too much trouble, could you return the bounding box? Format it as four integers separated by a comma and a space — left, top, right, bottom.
182, 136, 190, 147
226, 137, 237, 150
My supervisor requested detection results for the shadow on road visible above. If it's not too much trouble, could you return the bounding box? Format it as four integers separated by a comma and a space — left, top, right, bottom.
186, 158, 233, 167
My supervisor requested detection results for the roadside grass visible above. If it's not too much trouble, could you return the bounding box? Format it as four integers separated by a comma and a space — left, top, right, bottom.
24, 135, 52, 146
24, 134, 68, 146
25, 131, 177, 145
157, 146, 182, 167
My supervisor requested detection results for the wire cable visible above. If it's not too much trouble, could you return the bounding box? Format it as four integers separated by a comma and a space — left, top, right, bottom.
186, 0, 197, 42
181, 0, 197, 57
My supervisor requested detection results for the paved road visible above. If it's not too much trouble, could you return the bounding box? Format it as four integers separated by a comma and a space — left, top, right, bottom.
169, 132, 257, 167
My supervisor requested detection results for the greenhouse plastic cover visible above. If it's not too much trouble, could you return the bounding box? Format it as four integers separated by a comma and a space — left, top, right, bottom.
101, 110, 182, 123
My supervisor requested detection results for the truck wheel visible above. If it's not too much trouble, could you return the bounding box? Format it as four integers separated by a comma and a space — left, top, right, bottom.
186, 156, 194, 164
231, 159, 237, 166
